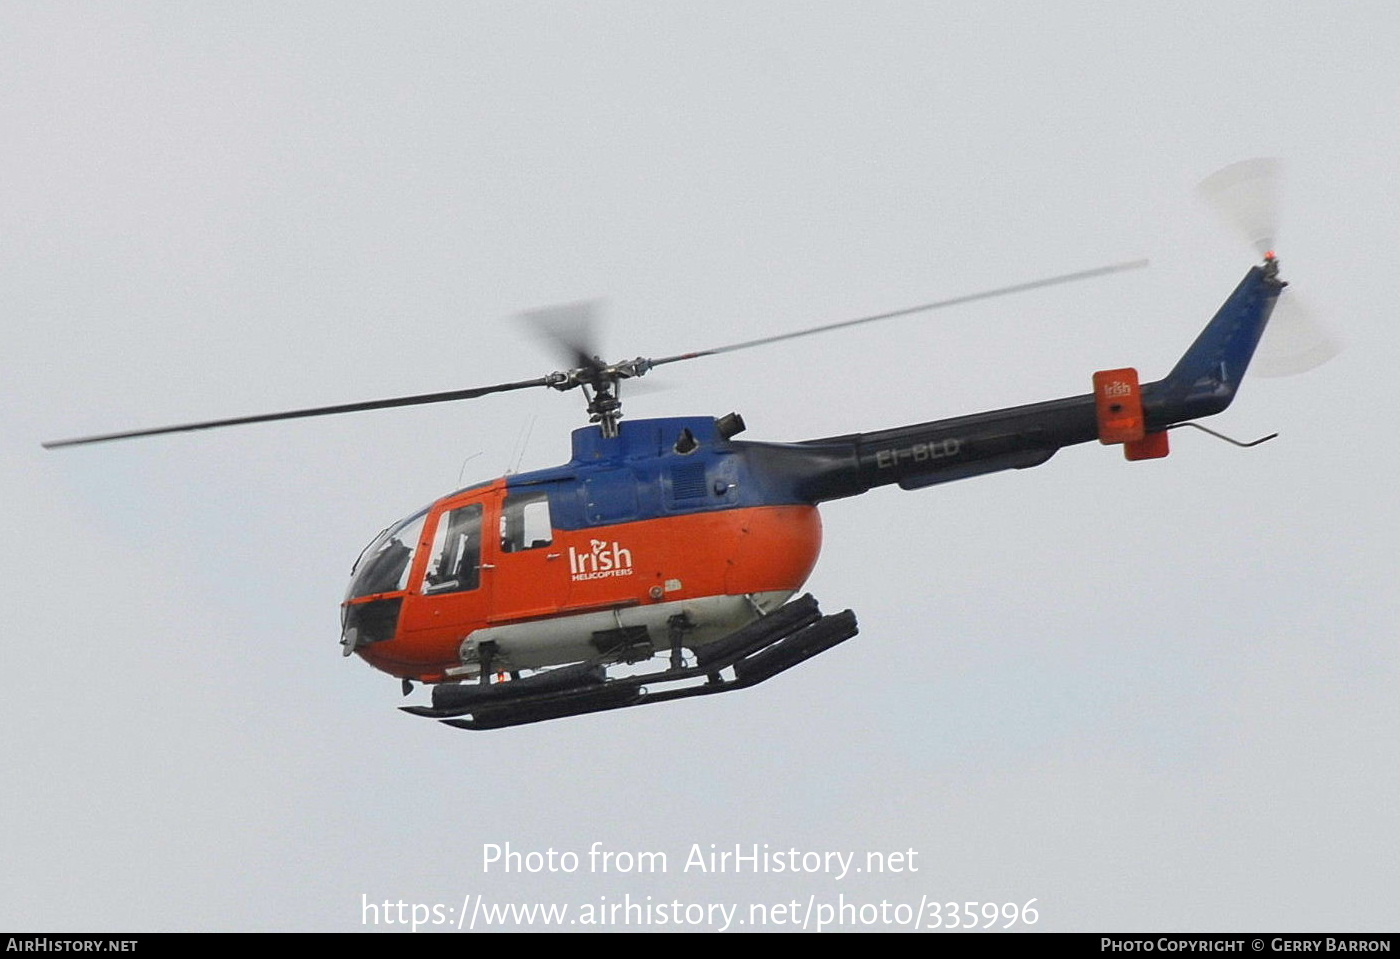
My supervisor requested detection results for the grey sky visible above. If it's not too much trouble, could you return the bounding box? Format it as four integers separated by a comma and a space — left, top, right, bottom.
2, 1, 1396, 931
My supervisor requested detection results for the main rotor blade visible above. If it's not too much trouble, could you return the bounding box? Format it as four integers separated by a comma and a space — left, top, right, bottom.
647, 259, 1148, 369
42, 375, 555, 449
519, 300, 606, 373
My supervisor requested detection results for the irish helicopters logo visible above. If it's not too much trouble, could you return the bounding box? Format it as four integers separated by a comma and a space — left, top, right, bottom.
569, 539, 635, 581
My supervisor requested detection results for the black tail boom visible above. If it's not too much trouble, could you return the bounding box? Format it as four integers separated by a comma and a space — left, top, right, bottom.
742, 261, 1286, 502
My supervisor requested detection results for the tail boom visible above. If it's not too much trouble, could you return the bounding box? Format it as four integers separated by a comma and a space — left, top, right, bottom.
742, 260, 1286, 502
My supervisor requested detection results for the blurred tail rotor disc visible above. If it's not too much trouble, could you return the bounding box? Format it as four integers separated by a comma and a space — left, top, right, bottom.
1197, 158, 1340, 377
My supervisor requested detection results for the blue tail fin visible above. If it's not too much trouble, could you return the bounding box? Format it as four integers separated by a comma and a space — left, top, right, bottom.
1151, 260, 1286, 422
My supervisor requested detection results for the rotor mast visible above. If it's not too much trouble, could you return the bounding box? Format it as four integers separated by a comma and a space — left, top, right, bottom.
548, 356, 654, 439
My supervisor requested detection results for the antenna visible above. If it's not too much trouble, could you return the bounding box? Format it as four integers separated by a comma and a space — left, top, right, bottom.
457, 451, 483, 487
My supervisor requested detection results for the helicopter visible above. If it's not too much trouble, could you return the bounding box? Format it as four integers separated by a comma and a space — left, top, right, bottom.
44, 164, 1332, 731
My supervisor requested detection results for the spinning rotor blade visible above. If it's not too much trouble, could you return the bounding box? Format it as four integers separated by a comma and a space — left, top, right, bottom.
647, 259, 1149, 369
44, 259, 1150, 449
1251, 297, 1340, 378
1197, 157, 1340, 377
519, 300, 606, 373
1197, 157, 1280, 257
41, 375, 555, 449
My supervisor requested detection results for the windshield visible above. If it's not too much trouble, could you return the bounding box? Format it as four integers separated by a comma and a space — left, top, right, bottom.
346, 508, 428, 600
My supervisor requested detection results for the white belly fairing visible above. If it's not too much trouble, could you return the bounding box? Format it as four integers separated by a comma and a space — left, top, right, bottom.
448, 591, 795, 675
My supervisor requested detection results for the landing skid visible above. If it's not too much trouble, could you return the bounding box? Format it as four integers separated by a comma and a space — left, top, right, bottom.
399, 594, 857, 730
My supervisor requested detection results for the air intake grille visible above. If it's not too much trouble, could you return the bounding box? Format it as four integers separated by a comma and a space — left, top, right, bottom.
670, 462, 708, 500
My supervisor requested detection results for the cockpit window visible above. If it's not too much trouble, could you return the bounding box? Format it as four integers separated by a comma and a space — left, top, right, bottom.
346, 509, 428, 600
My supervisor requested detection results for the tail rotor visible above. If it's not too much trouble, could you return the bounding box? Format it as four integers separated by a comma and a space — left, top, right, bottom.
1197, 158, 1340, 377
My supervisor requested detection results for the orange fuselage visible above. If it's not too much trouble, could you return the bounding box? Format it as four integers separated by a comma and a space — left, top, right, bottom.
348, 476, 821, 682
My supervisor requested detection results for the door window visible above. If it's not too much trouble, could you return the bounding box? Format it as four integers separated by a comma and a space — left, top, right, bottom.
500, 490, 553, 552
423, 504, 483, 594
